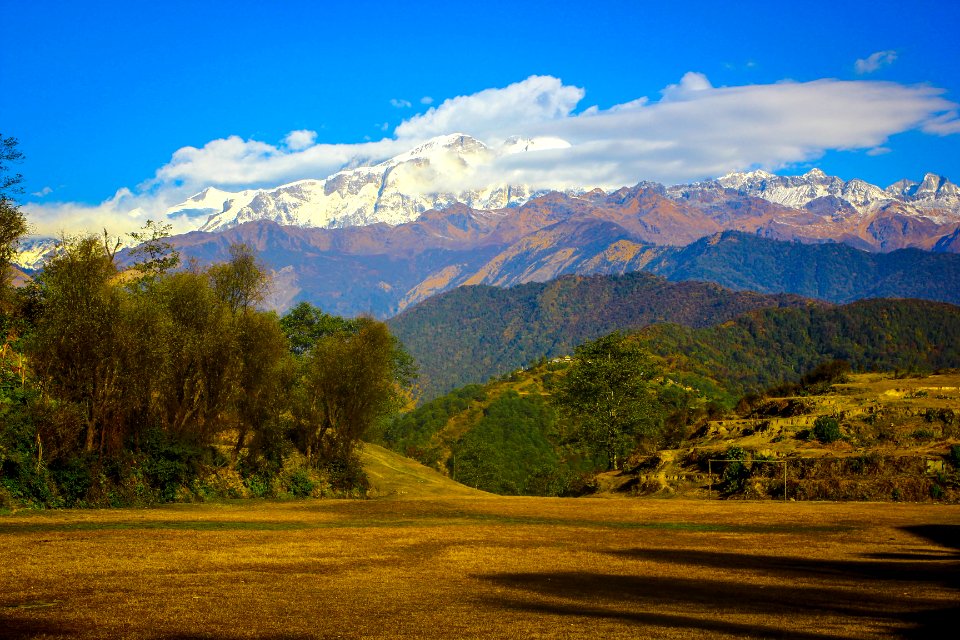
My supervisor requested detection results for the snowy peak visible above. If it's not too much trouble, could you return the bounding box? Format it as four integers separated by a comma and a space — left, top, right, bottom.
390, 133, 490, 164
885, 173, 959, 206
499, 135, 572, 154
169, 133, 579, 233
710, 169, 960, 214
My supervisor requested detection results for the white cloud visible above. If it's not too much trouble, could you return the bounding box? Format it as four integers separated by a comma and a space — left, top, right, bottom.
32, 186, 53, 197
25, 73, 960, 237
922, 110, 960, 135
855, 50, 897, 74
390, 98, 412, 109
145, 134, 405, 192
394, 75, 585, 143
660, 71, 714, 100
420, 96, 433, 105
283, 129, 317, 151
24, 187, 195, 239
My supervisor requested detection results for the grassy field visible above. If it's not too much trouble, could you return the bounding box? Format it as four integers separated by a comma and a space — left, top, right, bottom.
1, 495, 958, 639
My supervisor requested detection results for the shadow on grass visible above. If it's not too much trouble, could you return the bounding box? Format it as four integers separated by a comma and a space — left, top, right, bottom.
478, 524, 960, 639
0, 612, 83, 639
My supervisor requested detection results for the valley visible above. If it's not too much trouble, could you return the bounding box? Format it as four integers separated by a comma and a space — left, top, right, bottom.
8, 7, 960, 639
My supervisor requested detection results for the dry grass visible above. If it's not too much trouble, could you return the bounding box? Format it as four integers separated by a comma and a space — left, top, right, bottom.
1, 497, 958, 639
359, 443, 487, 498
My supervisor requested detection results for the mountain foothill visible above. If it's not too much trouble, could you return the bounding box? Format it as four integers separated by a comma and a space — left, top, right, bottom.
6, 133, 960, 505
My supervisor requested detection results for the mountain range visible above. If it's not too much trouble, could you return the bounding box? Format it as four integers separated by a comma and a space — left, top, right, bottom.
15, 133, 960, 317
157, 133, 959, 246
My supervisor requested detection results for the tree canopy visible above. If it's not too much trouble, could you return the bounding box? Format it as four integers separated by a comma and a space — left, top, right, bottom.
0, 134, 28, 305
2, 236, 416, 507
551, 332, 663, 469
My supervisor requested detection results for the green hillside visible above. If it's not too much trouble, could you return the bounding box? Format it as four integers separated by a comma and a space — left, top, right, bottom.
388, 271, 811, 400
379, 298, 960, 497
634, 298, 960, 396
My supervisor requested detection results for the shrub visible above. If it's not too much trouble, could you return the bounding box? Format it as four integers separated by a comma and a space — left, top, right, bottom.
813, 416, 842, 444
720, 446, 751, 495
949, 444, 960, 468
287, 468, 315, 498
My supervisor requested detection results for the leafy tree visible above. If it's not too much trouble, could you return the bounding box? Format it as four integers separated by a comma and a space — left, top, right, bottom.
150, 270, 238, 445
127, 219, 180, 285
292, 318, 415, 466
813, 415, 842, 443
551, 332, 662, 469
208, 244, 268, 313
232, 309, 292, 460
280, 301, 359, 355
0, 134, 28, 306
29, 235, 132, 453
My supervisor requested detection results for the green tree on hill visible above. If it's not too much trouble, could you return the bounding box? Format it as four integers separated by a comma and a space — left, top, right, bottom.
551, 332, 663, 469
280, 301, 360, 355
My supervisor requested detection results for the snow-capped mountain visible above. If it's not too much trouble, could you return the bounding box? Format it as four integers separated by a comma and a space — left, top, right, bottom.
14, 237, 60, 271
886, 172, 960, 206
167, 133, 573, 233
13, 127, 959, 275
692, 168, 960, 217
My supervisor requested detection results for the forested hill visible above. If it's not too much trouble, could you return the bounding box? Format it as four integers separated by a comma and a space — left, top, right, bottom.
652, 231, 960, 304
387, 271, 814, 400
380, 298, 960, 496
635, 298, 960, 396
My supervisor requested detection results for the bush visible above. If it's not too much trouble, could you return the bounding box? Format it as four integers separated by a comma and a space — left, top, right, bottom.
949, 444, 960, 468
720, 446, 751, 495
813, 416, 842, 444
287, 468, 315, 498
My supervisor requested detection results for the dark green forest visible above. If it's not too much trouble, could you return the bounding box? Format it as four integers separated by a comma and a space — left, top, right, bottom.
650, 230, 960, 305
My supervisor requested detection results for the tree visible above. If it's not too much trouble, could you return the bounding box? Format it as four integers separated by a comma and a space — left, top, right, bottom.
551, 332, 662, 469
150, 270, 238, 445
292, 318, 415, 466
208, 244, 268, 313
812, 415, 842, 443
127, 219, 180, 285
29, 235, 128, 453
1, 134, 29, 303
280, 301, 359, 355
231, 309, 292, 460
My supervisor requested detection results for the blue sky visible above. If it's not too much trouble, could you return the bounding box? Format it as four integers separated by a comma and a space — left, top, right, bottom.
3, 0, 959, 235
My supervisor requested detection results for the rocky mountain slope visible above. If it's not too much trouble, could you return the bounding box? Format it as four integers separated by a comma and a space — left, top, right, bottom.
164, 193, 960, 318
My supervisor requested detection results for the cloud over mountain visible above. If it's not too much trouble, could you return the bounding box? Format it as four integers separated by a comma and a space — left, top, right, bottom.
23, 73, 960, 237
